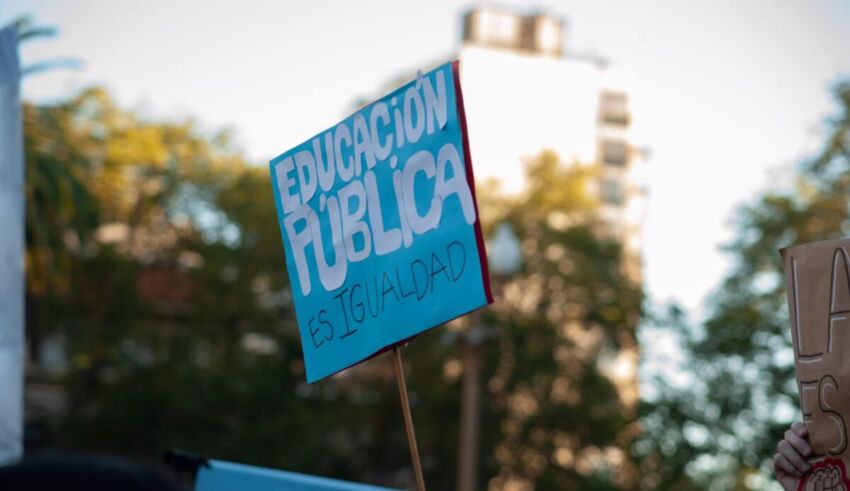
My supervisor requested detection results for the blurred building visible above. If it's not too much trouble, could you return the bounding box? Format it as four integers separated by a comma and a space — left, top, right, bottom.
459, 6, 646, 282
364, 8, 647, 485
363, 7, 646, 282
458, 10, 646, 487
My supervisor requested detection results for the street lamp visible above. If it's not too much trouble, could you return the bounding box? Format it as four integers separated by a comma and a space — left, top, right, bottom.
457, 222, 521, 491
488, 223, 522, 276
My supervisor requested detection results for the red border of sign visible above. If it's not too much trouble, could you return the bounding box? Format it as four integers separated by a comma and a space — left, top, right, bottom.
452, 60, 494, 305
797, 458, 850, 491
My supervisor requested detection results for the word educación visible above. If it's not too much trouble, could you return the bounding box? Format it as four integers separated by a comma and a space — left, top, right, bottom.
275, 69, 476, 296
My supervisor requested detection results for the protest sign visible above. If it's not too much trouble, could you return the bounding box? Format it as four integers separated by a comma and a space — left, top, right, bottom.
781, 237, 850, 490
195, 459, 398, 491
270, 61, 492, 383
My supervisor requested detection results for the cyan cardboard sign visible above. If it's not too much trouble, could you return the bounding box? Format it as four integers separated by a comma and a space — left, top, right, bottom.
196, 459, 399, 491
270, 61, 492, 382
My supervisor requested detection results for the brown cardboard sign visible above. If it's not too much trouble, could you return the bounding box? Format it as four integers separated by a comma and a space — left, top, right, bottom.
782, 238, 850, 490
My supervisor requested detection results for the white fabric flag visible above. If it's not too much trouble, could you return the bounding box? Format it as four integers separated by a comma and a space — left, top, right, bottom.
0, 24, 24, 464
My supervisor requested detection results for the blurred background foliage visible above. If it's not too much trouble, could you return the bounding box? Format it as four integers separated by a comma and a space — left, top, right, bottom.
635, 81, 850, 490
16, 15, 850, 491
22, 84, 644, 491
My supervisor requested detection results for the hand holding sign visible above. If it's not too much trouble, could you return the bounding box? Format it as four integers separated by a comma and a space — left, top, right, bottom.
781, 238, 850, 490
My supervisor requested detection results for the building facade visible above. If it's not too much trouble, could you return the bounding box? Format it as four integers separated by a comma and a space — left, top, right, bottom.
360, 8, 648, 487
459, 7, 646, 281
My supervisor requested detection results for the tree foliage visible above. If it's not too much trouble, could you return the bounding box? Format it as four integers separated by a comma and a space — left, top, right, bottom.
477, 151, 643, 490
25, 87, 643, 490
637, 81, 850, 490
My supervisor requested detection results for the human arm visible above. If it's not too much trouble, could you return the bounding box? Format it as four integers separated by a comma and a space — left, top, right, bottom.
774, 422, 813, 491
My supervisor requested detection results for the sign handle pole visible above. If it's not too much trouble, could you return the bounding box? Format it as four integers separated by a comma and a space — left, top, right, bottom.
392, 345, 426, 491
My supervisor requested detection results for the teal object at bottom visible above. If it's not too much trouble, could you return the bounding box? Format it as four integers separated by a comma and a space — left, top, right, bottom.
195, 460, 399, 491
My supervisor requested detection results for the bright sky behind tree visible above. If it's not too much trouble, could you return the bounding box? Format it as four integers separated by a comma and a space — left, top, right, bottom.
2, 0, 850, 317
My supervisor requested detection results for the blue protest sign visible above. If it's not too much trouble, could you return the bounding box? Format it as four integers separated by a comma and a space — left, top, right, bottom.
270, 61, 492, 382
195, 459, 398, 491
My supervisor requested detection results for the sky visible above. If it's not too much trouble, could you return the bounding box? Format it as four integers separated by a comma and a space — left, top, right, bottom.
3, 0, 850, 318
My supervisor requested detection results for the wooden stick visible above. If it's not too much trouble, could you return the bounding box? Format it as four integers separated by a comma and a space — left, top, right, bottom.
392, 345, 426, 491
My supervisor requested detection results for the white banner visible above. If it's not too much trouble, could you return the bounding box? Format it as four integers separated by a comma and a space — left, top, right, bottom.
0, 24, 24, 464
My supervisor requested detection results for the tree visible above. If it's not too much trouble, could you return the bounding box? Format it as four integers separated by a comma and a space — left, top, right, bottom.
25, 86, 644, 491
475, 151, 644, 490
12, 16, 81, 76
636, 81, 850, 490
16, 16, 93, 378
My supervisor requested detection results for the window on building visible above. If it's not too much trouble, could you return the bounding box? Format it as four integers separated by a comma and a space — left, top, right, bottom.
464, 9, 521, 49
599, 91, 629, 126
600, 178, 624, 205
601, 139, 628, 167
533, 16, 562, 55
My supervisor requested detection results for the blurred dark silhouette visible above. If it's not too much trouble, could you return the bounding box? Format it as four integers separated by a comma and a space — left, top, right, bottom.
0, 455, 181, 491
